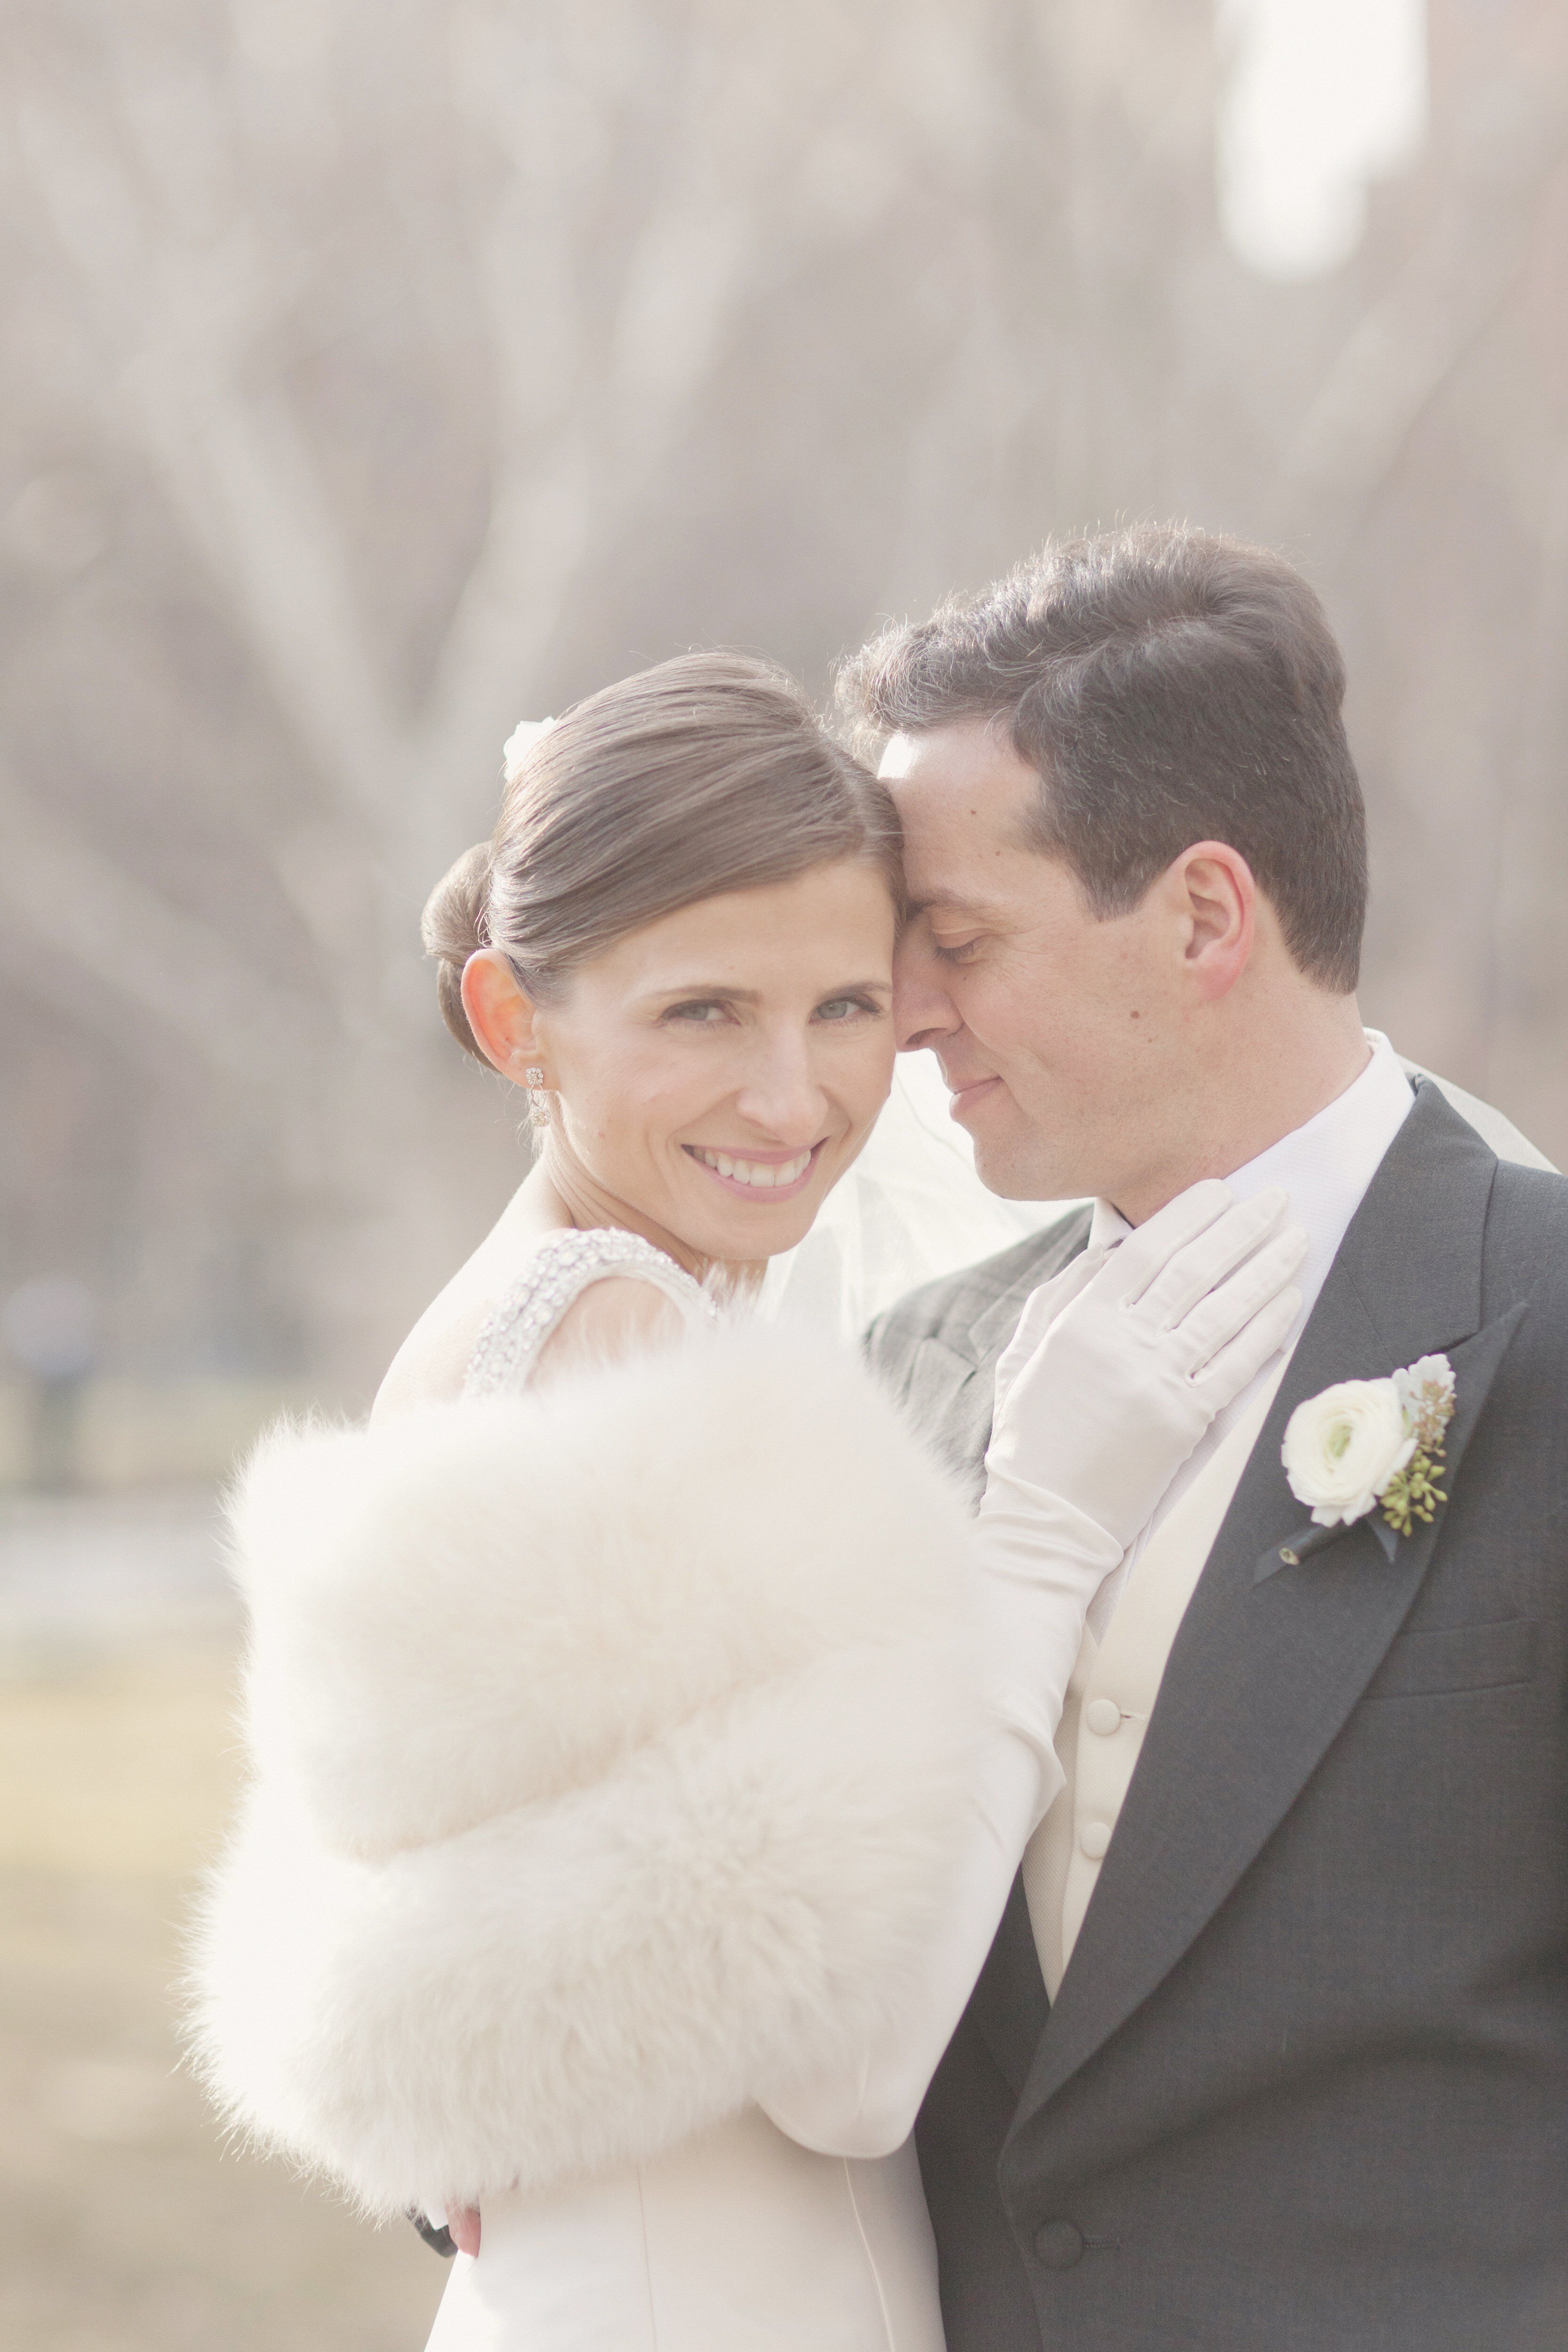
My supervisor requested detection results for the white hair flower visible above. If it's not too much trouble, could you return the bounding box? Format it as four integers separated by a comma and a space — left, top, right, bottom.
501, 716, 557, 785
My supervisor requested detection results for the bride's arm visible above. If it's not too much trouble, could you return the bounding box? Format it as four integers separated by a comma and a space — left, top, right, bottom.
756, 1474, 1119, 2158
759, 1180, 1307, 2158
756, 1581, 1081, 2157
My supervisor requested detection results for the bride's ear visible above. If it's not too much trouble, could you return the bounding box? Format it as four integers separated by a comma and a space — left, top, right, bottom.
459, 949, 546, 1084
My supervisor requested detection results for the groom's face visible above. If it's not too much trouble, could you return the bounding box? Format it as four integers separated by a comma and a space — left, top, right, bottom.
882, 721, 1186, 1207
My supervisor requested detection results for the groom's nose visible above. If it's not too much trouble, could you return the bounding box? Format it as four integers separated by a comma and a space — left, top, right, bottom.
893, 930, 962, 1052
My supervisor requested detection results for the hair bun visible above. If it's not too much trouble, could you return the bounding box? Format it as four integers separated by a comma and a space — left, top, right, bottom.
421, 842, 494, 1062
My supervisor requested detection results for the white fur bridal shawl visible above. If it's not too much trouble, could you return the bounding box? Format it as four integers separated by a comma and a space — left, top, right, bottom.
190, 1323, 981, 2219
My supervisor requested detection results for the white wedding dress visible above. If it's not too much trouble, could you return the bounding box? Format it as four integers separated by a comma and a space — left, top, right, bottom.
430, 2108, 940, 2352
426, 1226, 946, 2352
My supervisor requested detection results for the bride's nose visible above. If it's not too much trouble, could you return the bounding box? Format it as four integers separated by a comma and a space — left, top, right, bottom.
731, 1031, 829, 1141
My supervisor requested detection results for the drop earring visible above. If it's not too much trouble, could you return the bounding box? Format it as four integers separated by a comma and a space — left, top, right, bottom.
524, 1064, 548, 1118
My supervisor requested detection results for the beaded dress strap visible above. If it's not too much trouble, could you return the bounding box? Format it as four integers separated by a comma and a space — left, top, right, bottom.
463, 1228, 718, 1400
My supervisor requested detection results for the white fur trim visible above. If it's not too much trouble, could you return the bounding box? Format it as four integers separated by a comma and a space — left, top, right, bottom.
190, 1325, 980, 2216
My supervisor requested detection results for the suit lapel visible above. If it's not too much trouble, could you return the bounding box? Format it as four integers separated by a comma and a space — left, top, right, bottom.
968, 1873, 1052, 2100
902, 1207, 1094, 1484
1014, 1085, 1519, 2122
902, 1335, 995, 1486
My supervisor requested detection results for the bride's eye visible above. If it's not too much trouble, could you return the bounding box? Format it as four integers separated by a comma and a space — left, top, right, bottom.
664, 1000, 733, 1026
813, 993, 880, 1023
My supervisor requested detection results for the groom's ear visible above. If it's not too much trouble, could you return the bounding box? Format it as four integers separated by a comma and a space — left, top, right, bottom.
1167, 840, 1256, 1003
459, 948, 546, 1081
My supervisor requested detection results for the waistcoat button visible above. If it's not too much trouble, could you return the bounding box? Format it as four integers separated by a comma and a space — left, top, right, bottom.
1079, 1818, 1112, 1860
1033, 2220, 1086, 2271
1084, 1697, 1122, 1736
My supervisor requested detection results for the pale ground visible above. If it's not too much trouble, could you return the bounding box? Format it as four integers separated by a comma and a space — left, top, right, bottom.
0, 1489, 448, 2351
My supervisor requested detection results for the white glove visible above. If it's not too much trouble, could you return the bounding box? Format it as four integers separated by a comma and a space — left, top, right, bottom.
985, 1180, 1307, 1553
972, 1181, 1306, 1774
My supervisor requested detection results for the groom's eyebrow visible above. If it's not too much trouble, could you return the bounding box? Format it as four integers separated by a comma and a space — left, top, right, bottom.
907, 887, 1002, 918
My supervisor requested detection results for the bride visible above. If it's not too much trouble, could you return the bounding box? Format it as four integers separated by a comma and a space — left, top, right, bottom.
191, 651, 1304, 2350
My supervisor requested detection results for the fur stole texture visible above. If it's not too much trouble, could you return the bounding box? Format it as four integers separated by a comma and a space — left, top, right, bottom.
189, 1322, 981, 2219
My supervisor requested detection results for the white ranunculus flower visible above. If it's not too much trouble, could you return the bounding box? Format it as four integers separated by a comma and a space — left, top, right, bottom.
1281, 1377, 1417, 1528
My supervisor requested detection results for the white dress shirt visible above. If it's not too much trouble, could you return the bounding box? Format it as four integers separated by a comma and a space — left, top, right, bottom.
1083, 1029, 1415, 1639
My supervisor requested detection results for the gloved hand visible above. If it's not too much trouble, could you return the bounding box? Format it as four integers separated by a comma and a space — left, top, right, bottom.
970, 1181, 1307, 1781
984, 1179, 1307, 1556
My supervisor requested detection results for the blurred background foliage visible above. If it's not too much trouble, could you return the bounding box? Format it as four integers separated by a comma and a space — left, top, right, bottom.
1, 1, 1565, 2343
4, 0, 1566, 1436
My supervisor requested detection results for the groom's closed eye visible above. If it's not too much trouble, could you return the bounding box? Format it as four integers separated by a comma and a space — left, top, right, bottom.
903, 896, 997, 961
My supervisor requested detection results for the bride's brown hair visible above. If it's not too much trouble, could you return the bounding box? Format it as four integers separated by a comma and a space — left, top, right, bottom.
422, 651, 903, 1063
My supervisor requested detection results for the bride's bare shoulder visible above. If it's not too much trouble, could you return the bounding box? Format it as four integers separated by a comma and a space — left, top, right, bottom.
371, 1282, 491, 1421
372, 1175, 694, 1420
370, 1173, 563, 1422
375, 1260, 685, 1418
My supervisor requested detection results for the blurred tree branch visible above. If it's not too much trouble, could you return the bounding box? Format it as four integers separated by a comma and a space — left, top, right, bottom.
3, 0, 1566, 1384
0, 767, 322, 1110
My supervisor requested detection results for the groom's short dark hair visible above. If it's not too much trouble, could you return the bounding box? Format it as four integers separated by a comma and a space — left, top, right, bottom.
836, 524, 1368, 991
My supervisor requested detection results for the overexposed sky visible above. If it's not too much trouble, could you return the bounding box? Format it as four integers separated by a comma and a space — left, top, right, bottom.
1216, 0, 1428, 279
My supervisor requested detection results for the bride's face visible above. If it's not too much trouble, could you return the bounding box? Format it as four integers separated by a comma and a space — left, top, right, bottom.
531, 860, 897, 1267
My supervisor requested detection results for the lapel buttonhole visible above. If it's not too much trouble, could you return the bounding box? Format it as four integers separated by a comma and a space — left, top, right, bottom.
1254, 1512, 1395, 1585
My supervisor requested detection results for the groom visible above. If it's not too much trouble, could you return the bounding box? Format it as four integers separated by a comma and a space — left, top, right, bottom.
842, 526, 1568, 2351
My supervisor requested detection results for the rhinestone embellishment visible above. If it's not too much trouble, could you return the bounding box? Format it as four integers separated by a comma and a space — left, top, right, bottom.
464, 1228, 719, 1399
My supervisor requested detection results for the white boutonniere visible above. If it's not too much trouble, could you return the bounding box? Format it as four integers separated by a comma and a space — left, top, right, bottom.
1282, 1353, 1457, 1540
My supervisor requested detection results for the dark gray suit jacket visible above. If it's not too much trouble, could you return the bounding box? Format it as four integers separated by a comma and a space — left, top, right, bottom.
866, 1083, 1568, 2351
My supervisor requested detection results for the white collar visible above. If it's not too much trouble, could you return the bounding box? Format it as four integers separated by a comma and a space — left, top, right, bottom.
1089, 1030, 1415, 1336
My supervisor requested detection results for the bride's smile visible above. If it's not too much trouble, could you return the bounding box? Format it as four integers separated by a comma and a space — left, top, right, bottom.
684, 1141, 818, 1194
